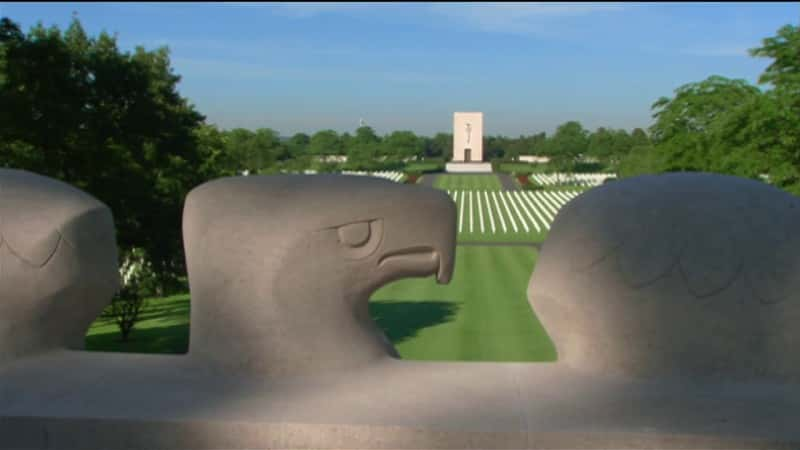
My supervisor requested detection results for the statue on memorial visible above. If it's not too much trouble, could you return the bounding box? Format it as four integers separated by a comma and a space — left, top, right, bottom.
465, 122, 472, 144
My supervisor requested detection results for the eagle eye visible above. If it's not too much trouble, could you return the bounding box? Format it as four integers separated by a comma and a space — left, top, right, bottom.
336, 219, 383, 260
338, 221, 371, 247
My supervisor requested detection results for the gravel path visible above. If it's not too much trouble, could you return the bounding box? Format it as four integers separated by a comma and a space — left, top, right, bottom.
496, 174, 519, 191
418, 174, 439, 187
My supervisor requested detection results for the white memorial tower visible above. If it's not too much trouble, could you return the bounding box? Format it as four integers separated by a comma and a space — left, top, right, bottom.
447, 112, 492, 173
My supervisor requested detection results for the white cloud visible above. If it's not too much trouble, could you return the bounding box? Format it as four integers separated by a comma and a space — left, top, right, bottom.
171, 57, 276, 79
171, 57, 451, 85
270, 2, 380, 18
427, 2, 625, 35
680, 43, 752, 57
268, 2, 625, 36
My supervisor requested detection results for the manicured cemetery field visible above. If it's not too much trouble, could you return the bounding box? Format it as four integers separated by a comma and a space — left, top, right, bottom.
85, 247, 555, 362
445, 189, 582, 243
434, 174, 503, 191
371, 246, 555, 362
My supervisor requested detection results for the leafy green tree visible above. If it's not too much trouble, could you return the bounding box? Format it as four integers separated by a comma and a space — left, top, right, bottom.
354, 125, 380, 146
382, 130, 423, 161
648, 75, 761, 173
616, 127, 656, 176
286, 132, 310, 157
194, 123, 233, 177
587, 127, 615, 161
750, 24, 800, 94
308, 129, 342, 156
426, 132, 452, 159
610, 130, 633, 162
527, 132, 548, 155
485, 135, 509, 160
630, 128, 650, 148
505, 135, 531, 161
748, 24, 800, 194
546, 121, 589, 180
0, 17, 207, 289
339, 131, 353, 155
617, 144, 661, 178
344, 126, 382, 168
223, 128, 254, 173
251, 128, 281, 172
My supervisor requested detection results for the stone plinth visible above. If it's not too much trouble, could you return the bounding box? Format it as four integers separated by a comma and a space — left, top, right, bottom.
445, 162, 493, 173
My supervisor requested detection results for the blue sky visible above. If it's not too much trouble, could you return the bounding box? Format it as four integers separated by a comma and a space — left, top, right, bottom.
1, 2, 797, 137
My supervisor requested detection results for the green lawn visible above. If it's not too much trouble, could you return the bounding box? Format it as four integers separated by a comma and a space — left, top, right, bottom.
499, 163, 539, 174
434, 174, 502, 191
405, 161, 443, 172
85, 293, 190, 354
371, 246, 554, 361
85, 246, 555, 362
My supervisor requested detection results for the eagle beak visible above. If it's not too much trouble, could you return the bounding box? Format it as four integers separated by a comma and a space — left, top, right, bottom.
374, 186, 457, 286
436, 241, 454, 284
377, 244, 452, 285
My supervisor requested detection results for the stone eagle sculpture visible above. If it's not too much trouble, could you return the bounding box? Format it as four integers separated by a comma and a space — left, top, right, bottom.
0, 169, 119, 365
1, 169, 799, 448
529, 172, 800, 382
182, 174, 456, 375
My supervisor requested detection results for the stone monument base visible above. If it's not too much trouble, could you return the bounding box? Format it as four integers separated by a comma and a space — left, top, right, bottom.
2, 352, 799, 448
445, 162, 492, 173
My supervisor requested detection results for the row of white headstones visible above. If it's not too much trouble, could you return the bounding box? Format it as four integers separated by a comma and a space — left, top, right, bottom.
301, 170, 405, 183
446, 190, 580, 234
529, 173, 616, 187
296, 171, 616, 187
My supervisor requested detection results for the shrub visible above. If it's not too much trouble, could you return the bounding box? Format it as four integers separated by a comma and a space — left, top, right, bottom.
405, 171, 422, 184
110, 284, 147, 342
315, 162, 340, 173
522, 182, 545, 191
405, 159, 444, 173
109, 248, 155, 341
490, 158, 505, 173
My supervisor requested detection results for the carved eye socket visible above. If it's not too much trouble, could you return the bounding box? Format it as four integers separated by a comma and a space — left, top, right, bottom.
338, 221, 371, 247
336, 219, 383, 260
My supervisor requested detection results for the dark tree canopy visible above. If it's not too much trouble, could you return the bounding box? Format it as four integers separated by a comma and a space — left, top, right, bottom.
0, 17, 209, 289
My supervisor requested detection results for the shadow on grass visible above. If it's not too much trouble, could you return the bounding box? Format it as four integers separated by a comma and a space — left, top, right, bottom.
85, 323, 189, 354
86, 299, 457, 354
92, 297, 190, 328
369, 300, 459, 344
135, 303, 190, 324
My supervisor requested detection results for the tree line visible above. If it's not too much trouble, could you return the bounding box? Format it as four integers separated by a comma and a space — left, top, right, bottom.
188, 122, 651, 174
2, 16, 798, 294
